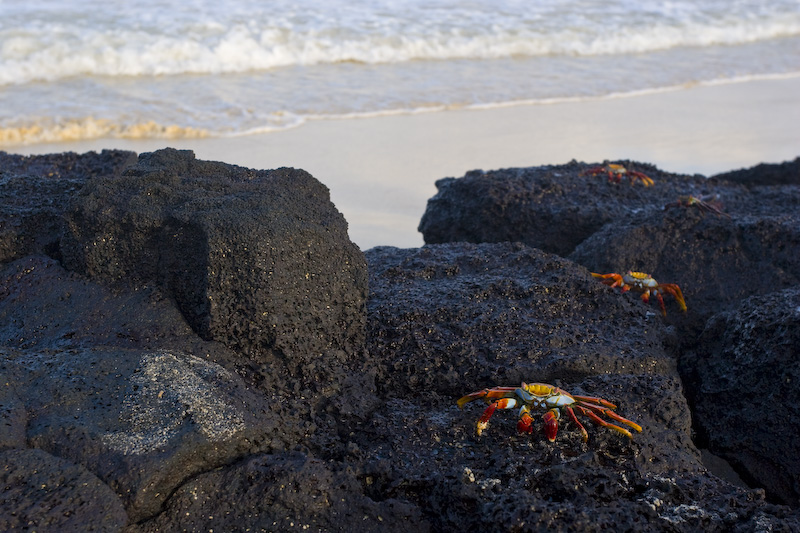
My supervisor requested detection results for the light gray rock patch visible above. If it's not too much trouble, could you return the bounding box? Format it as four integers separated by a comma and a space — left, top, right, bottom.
102, 350, 246, 455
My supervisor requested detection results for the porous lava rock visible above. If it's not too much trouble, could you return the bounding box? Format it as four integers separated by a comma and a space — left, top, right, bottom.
413, 157, 800, 518
0, 149, 135, 264
568, 206, 800, 330
418, 160, 719, 256
0, 448, 128, 531
1, 341, 289, 523
681, 287, 800, 507
132, 452, 426, 532
3, 150, 800, 531
60, 148, 368, 383
366, 243, 676, 398
713, 156, 800, 186
0, 255, 302, 523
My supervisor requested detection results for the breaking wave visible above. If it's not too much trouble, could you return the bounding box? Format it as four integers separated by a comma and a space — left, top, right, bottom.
2, 0, 800, 85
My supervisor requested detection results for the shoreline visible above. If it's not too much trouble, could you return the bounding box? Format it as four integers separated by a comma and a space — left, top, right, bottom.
7, 75, 800, 250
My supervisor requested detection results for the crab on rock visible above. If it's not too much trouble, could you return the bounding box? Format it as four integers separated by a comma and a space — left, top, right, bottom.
582, 163, 654, 186
664, 195, 730, 217
592, 270, 687, 316
457, 382, 642, 442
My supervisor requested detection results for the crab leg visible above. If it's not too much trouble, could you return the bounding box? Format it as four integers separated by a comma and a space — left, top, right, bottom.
456, 386, 517, 408
475, 397, 518, 436
570, 395, 617, 410
629, 171, 655, 186
577, 408, 636, 439
653, 291, 667, 316
564, 406, 589, 442
659, 284, 687, 312
541, 408, 561, 441
591, 272, 624, 289
575, 402, 643, 438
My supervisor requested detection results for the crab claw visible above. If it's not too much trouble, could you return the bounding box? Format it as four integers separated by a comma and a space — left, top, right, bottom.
542, 409, 559, 442
517, 409, 534, 434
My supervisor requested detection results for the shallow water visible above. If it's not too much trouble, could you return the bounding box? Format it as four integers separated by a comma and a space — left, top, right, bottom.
2, 0, 799, 145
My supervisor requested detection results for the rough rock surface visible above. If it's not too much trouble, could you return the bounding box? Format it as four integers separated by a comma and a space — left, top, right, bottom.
61, 148, 367, 383
417, 161, 712, 257
0, 149, 135, 264
2, 150, 799, 531
569, 207, 800, 330
0, 257, 297, 523
682, 287, 800, 507
414, 157, 800, 515
0, 448, 128, 531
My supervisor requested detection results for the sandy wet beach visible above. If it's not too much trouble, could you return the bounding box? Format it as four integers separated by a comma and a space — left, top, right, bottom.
9, 75, 800, 250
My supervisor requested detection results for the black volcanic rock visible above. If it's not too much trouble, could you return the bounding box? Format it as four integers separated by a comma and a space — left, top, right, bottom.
0, 448, 128, 531
418, 161, 717, 256
682, 287, 800, 507
60, 148, 368, 380
713, 156, 800, 186
3, 150, 800, 531
366, 243, 676, 397
133, 452, 427, 532
568, 208, 800, 328
0, 149, 136, 264
1, 341, 289, 522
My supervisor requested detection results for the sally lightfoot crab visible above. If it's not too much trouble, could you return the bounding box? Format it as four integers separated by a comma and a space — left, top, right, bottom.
457, 382, 642, 442
592, 270, 687, 316
665, 195, 730, 217
582, 163, 654, 186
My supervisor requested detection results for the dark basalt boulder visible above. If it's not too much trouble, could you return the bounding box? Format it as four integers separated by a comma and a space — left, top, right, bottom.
127, 241, 797, 532
1, 341, 290, 523
418, 160, 719, 256
681, 287, 800, 507
0, 448, 128, 531
60, 148, 368, 382
713, 156, 800, 186
329, 242, 792, 532
366, 243, 676, 398
133, 452, 427, 532
3, 150, 800, 531
0, 149, 136, 264
568, 207, 800, 331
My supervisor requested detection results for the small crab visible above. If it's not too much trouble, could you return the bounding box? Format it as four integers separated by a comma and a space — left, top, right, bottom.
457, 382, 642, 442
582, 163, 654, 186
592, 270, 687, 316
665, 195, 730, 217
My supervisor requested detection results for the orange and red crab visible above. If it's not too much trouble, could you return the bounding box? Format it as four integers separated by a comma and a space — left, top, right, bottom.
457, 382, 642, 442
582, 163, 654, 186
592, 270, 686, 316
665, 195, 730, 217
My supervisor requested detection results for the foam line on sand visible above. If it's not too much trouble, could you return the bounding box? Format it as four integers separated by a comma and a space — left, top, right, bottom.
9, 76, 800, 250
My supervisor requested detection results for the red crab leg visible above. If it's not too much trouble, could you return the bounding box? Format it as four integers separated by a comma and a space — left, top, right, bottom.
660, 284, 687, 312
654, 291, 667, 316
591, 273, 624, 289
570, 395, 617, 410
575, 404, 643, 437
456, 386, 517, 408
475, 398, 517, 436
576, 407, 635, 439
629, 171, 654, 186
564, 406, 589, 442
576, 400, 642, 431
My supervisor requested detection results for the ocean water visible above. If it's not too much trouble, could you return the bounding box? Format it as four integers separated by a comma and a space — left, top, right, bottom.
1, 0, 799, 146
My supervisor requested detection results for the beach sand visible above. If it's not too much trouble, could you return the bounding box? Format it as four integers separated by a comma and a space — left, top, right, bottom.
10, 75, 800, 250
